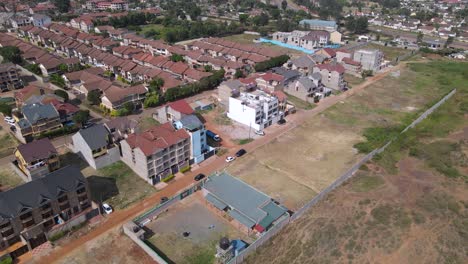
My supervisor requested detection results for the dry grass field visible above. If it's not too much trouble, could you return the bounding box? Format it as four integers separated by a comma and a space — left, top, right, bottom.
227, 61, 462, 210
243, 60, 468, 263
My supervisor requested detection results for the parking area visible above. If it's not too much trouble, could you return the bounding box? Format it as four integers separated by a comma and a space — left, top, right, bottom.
144, 194, 252, 264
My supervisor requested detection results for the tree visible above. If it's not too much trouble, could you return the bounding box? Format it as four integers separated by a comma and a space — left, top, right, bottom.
0, 46, 23, 64
318, 0, 343, 19
239, 14, 249, 24
54, 89, 69, 102
376, 34, 381, 41
25, 63, 41, 75
87, 90, 101, 105
444, 36, 454, 48
49, 74, 65, 88
345, 16, 368, 34
204, 65, 213, 72
53, 0, 70, 13
361, 70, 373, 79
254, 55, 290, 72
252, 13, 269, 26
72, 110, 90, 127
143, 93, 160, 108
170, 53, 184, 62
149, 78, 164, 93
417, 31, 423, 43
234, 69, 245, 79
281, 0, 288, 10
270, 9, 281, 20
123, 102, 134, 113
58, 63, 68, 73
0, 103, 12, 116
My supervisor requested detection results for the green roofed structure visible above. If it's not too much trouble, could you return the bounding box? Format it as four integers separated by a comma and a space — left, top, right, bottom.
203, 172, 288, 234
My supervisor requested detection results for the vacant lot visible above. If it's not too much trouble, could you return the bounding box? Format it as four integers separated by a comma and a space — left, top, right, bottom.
56, 227, 155, 264
0, 167, 24, 191
366, 43, 410, 61
227, 61, 464, 210
245, 71, 468, 263
64, 154, 157, 209
138, 116, 160, 131
145, 195, 251, 264
0, 128, 17, 158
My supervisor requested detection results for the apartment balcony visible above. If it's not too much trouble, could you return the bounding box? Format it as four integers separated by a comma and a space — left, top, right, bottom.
21, 219, 35, 229
0, 224, 12, 232
1, 228, 15, 239
20, 215, 33, 223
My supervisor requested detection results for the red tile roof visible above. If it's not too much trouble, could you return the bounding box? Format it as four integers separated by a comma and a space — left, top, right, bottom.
342, 57, 361, 66
315, 63, 345, 74
125, 122, 190, 156
168, 99, 194, 115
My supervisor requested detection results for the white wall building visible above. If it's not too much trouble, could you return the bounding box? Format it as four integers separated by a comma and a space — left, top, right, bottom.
227, 90, 283, 131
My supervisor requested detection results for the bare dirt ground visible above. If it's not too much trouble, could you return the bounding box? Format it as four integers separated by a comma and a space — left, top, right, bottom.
54, 227, 156, 264
144, 195, 251, 264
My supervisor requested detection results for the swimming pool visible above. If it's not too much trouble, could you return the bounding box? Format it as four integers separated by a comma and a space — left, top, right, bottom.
259, 38, 341, 54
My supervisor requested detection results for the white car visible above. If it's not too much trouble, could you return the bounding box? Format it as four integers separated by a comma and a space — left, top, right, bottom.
4, 116, 14, 123
225, 156, 236, 162
102, 203, 113, 214
255, 130, 265, 136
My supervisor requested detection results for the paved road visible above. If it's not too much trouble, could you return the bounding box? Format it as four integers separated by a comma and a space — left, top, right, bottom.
37, 63, 405, 264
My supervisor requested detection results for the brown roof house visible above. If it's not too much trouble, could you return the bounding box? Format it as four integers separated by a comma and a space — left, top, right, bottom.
14, 138, 60, 181
154, 99, 194, 123
100, 84, 147, 110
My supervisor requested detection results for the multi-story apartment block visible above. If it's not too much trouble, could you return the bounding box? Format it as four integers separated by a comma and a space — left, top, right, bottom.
312, 63, 346, 90
86, 0, 128, 11
15, 103, 62, 143
14, 138, 60, 181
0, 63, 22, 92
173, 115, 208, 164
299, 19, 338, 32
0, 166, 91, 259
272, 30, 330, 50
227, 90, 283, 131
353, 49, 384, 72
120, 123, 191, 185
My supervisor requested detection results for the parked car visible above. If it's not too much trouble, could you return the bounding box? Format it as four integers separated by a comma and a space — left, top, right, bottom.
277, 119, 286, 125
206, 130, 220, 141
236, 149, 246, 157
82, 121, 94, 129
194, 173, 205, 181
225, 156, 236, 162
160, 196, 169, 204
9, 126, 16, 132
102, 203, 113, 214
4, 116, 14, 123
255, 130, 265, 136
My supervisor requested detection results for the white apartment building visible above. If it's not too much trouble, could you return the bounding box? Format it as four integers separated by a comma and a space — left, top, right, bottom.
353, 49, 384, 72
227, 90, 283, 131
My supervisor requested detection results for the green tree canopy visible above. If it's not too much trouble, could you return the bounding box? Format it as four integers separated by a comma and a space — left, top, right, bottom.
87, 90, 101, 105
345, 16, 368, 34
53, 0, 70, 13
72, 110, 90, 126
54, 89, 69, 102
0, 46, 23, 64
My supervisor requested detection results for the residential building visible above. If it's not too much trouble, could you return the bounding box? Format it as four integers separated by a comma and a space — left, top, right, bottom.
120, 123, 191, 185
71, 124, 120, 170
255, 72, 284, 93
218, 80, 249, 106
299, 19, 338, 32
284, 55, 315, 74
353, 49, 383, 72
272, 30, 330, 50
154, 99, 194, 124
203, 172, 288, 235
342, 57, 362, 74
0, 166, 91, 259
9, 15, 32, 29
312, 63, 346, 90
227, 90, 283, 131
173, 115, 209, 164
14, 138, 60, 181
30, 14, 51, 27
100, 84, 147, 110
0, 63, 22, 92
15, 103, 62, 143
284, 73, 323, 102
104, 117, 138, 142
329, 31, 342, 44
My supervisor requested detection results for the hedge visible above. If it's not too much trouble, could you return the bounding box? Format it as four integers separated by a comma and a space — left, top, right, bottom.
254, 55, 290, 72
180, 165, 190, 173
162, 174, 175, 183
35, 126, 79, 140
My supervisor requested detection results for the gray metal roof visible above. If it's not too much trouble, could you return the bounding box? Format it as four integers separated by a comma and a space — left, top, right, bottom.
297, 76, 315, 89
22, 103, 59, 125
310, 72, 322, 81
221, 79, 243, 90
205, 173, 278, 226
179, 114, 203, 131
0, 166, 86, 220
290, 56, 315, 68
205, 193, 227, 211
77, 124, 110, 151
272, 67, 301, 81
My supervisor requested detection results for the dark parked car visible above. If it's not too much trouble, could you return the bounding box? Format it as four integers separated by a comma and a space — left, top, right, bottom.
277, 119, 286, 125
194, 173, 205, 181
160, 196, 169, 204
236, 149, 246, 157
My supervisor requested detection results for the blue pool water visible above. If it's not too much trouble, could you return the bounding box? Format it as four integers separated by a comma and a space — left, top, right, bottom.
259, 38, 341, 54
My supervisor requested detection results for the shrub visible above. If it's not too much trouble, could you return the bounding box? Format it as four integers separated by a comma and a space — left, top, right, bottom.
0, 256, 12, 264
35, 126, 79, 140
180, 165, 190, 173
162, 174, 175, 182
0, 103, 12, 116
254, 55, 290, 72
87, 90, 101, 105
49, 230, 69, 242
54, 89, 69, 101
25, 63, 42, 75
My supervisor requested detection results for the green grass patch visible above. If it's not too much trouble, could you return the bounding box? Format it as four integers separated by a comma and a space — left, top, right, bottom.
180, 165, 191, 173
91, 161, 157, 209
286, 94, 315, 110
416, 192, 461, 216
236, 138, 253, 145
216, 148, 228, 157
162, 174, 175, 183
351, 174, 385, 192
0, 168, 24, 189
353, 126, 402, 153
139, 117, 160, 131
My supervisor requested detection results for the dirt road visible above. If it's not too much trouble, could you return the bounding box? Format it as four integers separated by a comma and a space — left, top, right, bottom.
38, 63, 405, 264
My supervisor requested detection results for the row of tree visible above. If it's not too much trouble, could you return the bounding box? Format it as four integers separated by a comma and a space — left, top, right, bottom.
164, 69, 225, 102
254, 55, 290, 72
